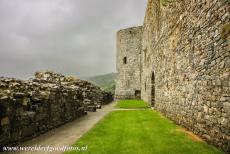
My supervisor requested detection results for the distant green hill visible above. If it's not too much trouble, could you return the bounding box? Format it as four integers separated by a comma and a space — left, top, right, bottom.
83, 73, 116, 94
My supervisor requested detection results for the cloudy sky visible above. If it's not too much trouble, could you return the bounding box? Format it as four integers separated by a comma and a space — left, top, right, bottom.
0, 0, 147, 79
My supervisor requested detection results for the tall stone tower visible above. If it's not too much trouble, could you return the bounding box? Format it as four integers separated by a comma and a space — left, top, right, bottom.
115, 26, 142, 99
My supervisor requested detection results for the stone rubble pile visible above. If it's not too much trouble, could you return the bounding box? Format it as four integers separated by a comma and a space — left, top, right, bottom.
0, 71, 113, 148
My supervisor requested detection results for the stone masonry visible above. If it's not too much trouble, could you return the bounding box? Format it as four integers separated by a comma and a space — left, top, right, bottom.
115, 26, 142, 99
0, 71, 113, 149
116, 0, 229, 152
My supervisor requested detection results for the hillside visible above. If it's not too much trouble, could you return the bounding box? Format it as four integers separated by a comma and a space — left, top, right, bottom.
83, 73, 116, 94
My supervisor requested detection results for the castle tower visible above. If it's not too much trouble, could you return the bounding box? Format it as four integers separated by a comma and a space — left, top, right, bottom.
115, 26, 142, 99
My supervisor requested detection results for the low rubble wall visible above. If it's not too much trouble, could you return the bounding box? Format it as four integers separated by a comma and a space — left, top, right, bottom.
0, 71, 113, 148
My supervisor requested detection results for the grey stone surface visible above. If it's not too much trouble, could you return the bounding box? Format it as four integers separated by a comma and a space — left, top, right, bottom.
115, 26, 142, 99
116, 0, 230, 152
0, 71, 113, 149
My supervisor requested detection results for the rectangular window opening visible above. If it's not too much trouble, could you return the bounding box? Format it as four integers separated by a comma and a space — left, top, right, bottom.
123, 57, 127, 64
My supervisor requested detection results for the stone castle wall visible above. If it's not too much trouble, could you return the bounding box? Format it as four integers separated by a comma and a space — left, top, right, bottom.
0, 71, 113, 149
115, 26, 142, 99
116, 0, 230, 152
142, 0, 230, 152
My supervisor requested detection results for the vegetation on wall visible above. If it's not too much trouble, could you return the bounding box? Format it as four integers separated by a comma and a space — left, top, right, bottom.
220, 23, 230, 39
160, 0, 170, 6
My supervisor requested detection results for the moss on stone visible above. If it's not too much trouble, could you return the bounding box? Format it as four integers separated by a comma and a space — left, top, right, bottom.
220, 23, 230, 39
160, 0, 170, 6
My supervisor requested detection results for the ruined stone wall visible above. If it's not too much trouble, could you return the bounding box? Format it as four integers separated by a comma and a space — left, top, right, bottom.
141, 0, 229, 152
115, 26, 142, 99
0, 71, 113, 148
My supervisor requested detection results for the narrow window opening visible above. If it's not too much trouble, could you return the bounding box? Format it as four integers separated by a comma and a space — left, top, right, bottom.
123, 57, 127, 64
151, 72, 155, 107
144, 48, 147, 64
126, 80, 130, 88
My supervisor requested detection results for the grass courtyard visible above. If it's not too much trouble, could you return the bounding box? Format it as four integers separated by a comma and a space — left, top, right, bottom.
116, 99, 149, 109
66, 100, 222, 154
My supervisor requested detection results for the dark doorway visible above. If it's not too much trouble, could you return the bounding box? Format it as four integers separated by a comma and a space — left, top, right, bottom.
135, 90, 141, 99
151, 72, 155, 106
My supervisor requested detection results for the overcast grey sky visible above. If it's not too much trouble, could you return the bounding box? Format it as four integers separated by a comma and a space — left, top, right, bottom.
0, 0, 147, 79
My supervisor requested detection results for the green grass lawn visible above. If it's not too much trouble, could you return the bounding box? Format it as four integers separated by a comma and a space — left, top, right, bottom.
66, 110, 222, 154
116, 100, 149, 109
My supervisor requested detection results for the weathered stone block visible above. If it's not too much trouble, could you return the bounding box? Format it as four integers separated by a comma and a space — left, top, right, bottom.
86, 106, 97, 112
1, 117, 9, 126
